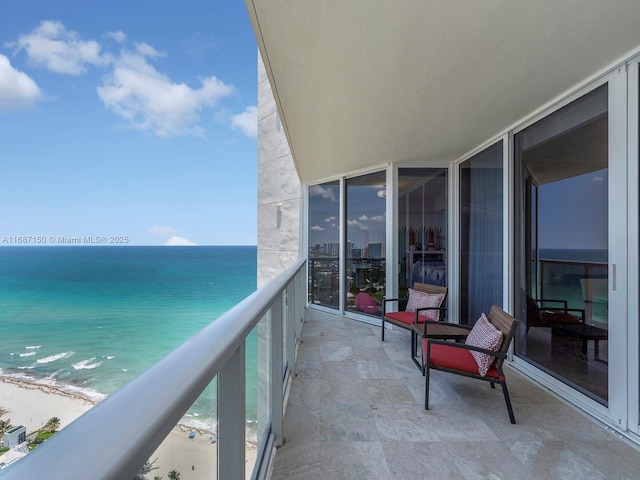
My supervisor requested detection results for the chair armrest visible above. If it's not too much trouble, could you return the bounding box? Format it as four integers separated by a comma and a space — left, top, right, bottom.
421, 319, 470, 336
536, 298, 568, 309
414, 306, 447, 323
382, 297, 408, 314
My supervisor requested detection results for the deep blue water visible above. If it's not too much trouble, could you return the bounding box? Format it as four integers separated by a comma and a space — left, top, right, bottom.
0, 246, 257, 427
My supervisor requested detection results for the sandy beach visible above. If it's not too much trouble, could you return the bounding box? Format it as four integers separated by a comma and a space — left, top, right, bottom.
0, 376, 257, 479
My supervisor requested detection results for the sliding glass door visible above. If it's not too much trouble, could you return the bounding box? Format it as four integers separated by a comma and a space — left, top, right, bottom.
397, 168, 448, 297
514, 84, 609, 403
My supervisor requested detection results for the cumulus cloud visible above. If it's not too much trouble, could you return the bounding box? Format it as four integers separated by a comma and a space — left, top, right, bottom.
165, 235, 196, 246
135, 42, 164, 59
359, 215, 368, 221
347, 219, 360, 226
592, 176, 604, 182
231, 105, 257, 138
309, 185, 338, 202
325, 216, 335, 223
149, 225, 176, 235
0, 54, 41, 110
371, 214, 385, 222
105, 31, 127, 43
6, 20, 242, 138
97, 51, 233, 137
7, 20, 112, 74
311, 225, 324, 231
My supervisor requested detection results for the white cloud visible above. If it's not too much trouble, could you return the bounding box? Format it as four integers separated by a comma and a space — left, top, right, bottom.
149, 225, 176, 235
105, 31, 127, 44
371, 214, 385, 222
359, 215, 368, 221
8, 20, 112, 75
165, 235, 196, 246
231, 105, 257, 138
135, 42, 164, 59
325, 216, 335, 223
311, 225, 324, 231
592, 176, 604, 182
0, 54, 41, 110
309, 185, 338, 202
97, 51, 233, 137
347, 219, 360, 226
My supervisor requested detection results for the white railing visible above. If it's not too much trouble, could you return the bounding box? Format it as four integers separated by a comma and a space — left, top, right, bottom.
1, 259, 306, 480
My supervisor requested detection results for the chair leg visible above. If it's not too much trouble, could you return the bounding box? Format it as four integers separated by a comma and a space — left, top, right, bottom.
424, 364, 430, 410
500, 380, 516, 424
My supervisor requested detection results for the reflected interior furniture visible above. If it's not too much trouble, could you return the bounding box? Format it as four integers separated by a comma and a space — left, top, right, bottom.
551, 323, 608, 363
525, 294, 585, 331
423, 305, 519, 424
381, 282, 447, 368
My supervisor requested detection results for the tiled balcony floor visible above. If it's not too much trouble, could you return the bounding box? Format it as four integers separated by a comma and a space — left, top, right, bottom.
270, 309, 640, 479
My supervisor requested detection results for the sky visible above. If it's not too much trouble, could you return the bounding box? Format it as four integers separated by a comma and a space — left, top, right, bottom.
0, 1, 258, 246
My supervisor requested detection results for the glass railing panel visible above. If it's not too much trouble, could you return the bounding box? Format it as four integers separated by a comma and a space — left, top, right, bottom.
144, 377, 218, 479
247, 314, 269, 478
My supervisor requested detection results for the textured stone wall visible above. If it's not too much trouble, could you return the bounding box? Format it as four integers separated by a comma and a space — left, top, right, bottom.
257, 52, 302, 288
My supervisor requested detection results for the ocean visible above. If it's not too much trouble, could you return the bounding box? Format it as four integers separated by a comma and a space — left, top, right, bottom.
0, 246, 257, 430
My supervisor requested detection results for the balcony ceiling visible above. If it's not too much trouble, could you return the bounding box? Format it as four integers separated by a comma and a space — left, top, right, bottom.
246, 0, 640, 185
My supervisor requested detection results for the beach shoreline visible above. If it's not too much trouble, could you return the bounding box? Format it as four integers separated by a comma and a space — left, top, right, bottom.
0, 375, 257, 478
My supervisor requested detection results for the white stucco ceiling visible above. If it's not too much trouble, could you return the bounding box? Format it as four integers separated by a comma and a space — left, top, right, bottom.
246, 0, 640, 184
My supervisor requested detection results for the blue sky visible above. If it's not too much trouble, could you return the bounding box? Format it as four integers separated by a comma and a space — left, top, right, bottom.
0, 1, 258, 246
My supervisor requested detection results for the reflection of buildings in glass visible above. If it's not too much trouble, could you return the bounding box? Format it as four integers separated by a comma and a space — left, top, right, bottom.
367, 242, 385, 259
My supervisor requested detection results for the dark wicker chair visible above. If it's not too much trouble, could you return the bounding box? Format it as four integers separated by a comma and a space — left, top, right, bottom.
423, 305, 519, 424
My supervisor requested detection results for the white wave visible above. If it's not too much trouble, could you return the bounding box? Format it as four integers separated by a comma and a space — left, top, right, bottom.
36, 351, 74, 364
106, 356, 116, 360
26, 345, 42, 350
72, 358, 103, 370
18, 365, 35, 370
19, 351, 37, 357
121, 369, 128, 372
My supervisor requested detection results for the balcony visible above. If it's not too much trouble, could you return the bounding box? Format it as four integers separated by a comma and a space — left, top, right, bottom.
2, 258, 638, 479
271, 309, 640, 479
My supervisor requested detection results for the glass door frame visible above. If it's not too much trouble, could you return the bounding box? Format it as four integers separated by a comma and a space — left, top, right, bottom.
627, 59, 640, 438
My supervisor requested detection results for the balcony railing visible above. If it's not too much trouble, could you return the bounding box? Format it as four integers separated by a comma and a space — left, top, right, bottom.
1, 259, 306, 480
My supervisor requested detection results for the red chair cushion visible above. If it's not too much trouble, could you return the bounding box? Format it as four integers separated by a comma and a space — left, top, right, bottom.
539, 311, 582, 325
385, 311, 425, 326
423, 340, 500, 379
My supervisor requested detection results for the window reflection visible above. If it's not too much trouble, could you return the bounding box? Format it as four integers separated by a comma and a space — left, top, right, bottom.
345, 172, 386, 316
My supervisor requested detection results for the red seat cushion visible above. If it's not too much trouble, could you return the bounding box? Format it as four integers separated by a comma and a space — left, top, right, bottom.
385, 311, 426, 326
423, 340, 500, 379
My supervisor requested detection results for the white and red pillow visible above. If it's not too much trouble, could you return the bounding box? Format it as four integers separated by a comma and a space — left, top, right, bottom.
405, 288, 445, 321
465, 313, 503, 376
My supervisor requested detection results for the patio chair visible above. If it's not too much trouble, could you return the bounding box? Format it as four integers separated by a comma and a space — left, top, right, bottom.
381, 282, 447, 342
423, 305, 519, 424
525, 293, 584, 332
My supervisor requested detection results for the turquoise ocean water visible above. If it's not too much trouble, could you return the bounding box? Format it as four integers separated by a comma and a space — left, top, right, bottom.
0, 246, 257, 430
